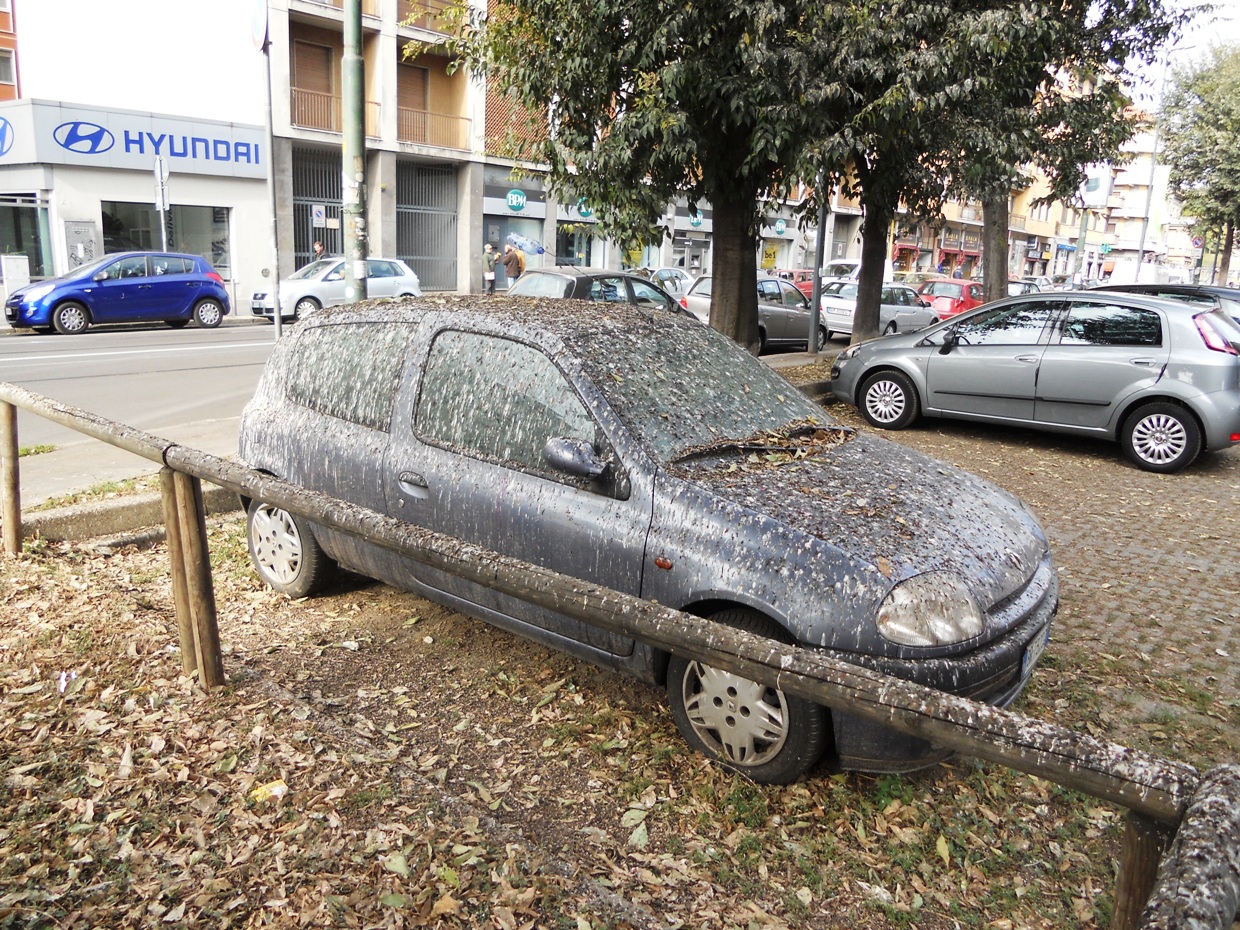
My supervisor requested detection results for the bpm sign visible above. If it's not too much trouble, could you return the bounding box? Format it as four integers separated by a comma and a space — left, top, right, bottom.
506, 189, 527, 212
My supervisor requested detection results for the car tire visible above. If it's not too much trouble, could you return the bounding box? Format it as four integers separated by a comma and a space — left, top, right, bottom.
858, 369, 920, 430
193, 299, 225, 328
883, 322, 898, 335
815, 326, 828, 352
757, 328, 767, 355
166, 319, 190, 329
52, 302, 90, 335
294, 296, 321, 319
1120, 402, 1201, 473
667, 607, 828, 785
246, 499, 332, 598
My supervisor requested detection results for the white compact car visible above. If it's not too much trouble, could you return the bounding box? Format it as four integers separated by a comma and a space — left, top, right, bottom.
251, 257, 423, 320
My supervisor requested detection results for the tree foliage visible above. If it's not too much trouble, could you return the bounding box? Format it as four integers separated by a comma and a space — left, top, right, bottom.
438, 0, 1181, 349
1161, 45, 1240, 282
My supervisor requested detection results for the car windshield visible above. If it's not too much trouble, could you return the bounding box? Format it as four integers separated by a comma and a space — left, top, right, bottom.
62, 256, 115, 280
923, 281, 962, 298
508, 273, 573, 299
289, 259, 339, 281
564, 322, 831, 463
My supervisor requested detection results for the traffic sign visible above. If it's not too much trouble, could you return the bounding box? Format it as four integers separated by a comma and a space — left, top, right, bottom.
1192, 235, 1205, 249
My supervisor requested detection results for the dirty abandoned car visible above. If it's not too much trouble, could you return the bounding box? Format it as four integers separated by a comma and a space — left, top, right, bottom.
238, 297, 1058, 784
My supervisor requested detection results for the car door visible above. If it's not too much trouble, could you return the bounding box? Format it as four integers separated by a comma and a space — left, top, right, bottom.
364, 260, 397, 298
1033, 299, 1170, 431
315, 261, 350, 307
147, 255, 200, 318
87, 256, 155, 322
628, 278, 677, 312
757, 278, 790, 341
778, 280, 813, 345
925, 300, 1060, 421
384, 327, 654, 658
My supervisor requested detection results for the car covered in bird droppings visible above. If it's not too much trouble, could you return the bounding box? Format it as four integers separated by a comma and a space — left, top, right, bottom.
238, 295, 1058, 784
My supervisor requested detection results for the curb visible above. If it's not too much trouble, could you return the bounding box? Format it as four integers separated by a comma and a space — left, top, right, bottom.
23, 484, 242, 543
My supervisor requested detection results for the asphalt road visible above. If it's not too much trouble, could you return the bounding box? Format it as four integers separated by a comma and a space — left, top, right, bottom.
1, 318, 276, 505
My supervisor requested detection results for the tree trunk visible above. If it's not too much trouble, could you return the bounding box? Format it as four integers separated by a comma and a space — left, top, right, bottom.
709, 192, 761, 353
1217, 218, 1234, 286
982, 190, 1010, 305
852, 194, 892, 344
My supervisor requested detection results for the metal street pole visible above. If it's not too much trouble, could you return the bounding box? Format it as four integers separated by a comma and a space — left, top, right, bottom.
256, 0, 283, 340
342, 0, 368, 300
808, 176, 829, 357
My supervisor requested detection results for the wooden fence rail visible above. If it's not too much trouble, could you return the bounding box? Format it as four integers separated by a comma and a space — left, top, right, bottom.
1, 380, 1237, 930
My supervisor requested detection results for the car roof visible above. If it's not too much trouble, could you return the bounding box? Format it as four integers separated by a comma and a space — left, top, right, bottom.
523, 266, 645, 279
104, 250, 201, 260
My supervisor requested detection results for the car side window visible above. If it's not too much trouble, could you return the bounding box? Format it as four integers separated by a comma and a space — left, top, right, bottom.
416, 331, 600, 477
952, 302, 1057, 346
969, 285, 983, 301
779, 282, 805, 306
366, 260, 393, 278
100, 256, 148, 280
630, 280, 674, 310
152, 256, 192, 275
692, 277, 713, 298
285, 323, 411, 430
757, 280, 781, 302
1060, 302, 1162, 347
589, 277, 628, 303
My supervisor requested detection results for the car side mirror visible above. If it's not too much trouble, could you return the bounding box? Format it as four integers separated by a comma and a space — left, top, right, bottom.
543, 436, 607, 478
938, 328, 959, 354
325, 272, 343, 282
93, 271, 108, 282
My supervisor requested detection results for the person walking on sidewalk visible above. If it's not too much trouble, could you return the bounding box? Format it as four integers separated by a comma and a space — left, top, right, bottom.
483, 243, 498, 295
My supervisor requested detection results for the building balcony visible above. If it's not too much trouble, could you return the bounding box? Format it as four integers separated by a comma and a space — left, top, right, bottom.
400, 0, 454, 32
290, 89, 382, 137
1009, 213, 1027, 231
397, 107, 470, 150
302, 0, 380, 16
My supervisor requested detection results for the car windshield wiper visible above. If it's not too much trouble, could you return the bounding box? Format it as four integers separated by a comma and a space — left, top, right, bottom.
671, 422, 852, 464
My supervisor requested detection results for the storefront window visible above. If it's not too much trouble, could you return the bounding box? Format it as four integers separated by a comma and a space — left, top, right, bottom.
101, 202, 231, 278
555, 224, 593, 266
0, 196, 53, 278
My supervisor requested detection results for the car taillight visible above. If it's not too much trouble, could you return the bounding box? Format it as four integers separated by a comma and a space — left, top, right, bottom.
207, 272, 224, 284
1195, 312, 1239, 355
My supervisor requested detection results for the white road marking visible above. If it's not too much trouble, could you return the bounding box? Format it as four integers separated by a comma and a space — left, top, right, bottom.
0, 341, 274, 364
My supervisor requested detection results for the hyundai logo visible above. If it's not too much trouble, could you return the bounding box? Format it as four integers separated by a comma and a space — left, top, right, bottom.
53, 121, 115, 155
0, 118, 13, 158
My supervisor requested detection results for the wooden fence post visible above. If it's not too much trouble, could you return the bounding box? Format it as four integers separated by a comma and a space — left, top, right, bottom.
172, 470, 224, 688
1112, 811, 1175, 930
1, 401, 20, 557
159, 468, 197, 676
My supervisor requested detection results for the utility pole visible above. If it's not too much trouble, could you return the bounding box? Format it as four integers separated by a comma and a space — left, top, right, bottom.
342, 0, 368, 300
808, 176, 829, 357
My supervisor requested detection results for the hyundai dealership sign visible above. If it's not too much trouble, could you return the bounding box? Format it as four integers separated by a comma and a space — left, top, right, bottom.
0, 100, 266, 179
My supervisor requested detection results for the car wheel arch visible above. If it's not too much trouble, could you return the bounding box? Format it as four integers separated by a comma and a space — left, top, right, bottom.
1111, 395, 1204, 445
652, 597, 798, 687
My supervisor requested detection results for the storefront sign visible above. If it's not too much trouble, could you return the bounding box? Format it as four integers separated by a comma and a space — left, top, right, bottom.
0, 101, 266, 180
774, 218, 786, 235
506, 189, 527, 212
689, 212, 702, 228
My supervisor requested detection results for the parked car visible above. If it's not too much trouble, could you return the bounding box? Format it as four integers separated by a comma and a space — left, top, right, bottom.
820, 258, 895, 284
239, 296, 1058, 783
4, 251, 230, 335
773, 268, 818, 299
830, 291, 1240, 473
917, 277, 985, 319
819, 282, 938, 338
634, 266, 695, 296
893, 270, 940, 288
1008, 279, 1041, 296
1088, 282, 1240, 326
508, 266, 685, 315
681, 275, 825, 352
251, 257, 423, 320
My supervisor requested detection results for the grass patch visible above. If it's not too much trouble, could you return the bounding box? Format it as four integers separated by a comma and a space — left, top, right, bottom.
18, 444, 54, 456
27, 474, 161, 512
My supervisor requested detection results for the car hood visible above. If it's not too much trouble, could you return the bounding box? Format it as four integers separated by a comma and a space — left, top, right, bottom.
669, 432, 1047, 611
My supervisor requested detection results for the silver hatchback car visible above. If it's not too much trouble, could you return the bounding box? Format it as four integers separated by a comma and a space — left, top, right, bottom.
251, 257, 423, 320
831, 291, 1240, 473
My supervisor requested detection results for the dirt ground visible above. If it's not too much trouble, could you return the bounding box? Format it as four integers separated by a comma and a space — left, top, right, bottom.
2, 360, 1238, 929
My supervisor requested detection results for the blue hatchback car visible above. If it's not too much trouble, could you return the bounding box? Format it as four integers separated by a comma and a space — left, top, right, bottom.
4, 251, 231, 335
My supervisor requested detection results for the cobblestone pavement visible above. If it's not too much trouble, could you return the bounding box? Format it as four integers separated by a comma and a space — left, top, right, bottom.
817, 391, 1240, 765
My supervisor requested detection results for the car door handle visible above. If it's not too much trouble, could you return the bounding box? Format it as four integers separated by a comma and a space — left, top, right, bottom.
1014, 354, 1040, 363
1129, 358, 1156, 367
398, 471, 429, 500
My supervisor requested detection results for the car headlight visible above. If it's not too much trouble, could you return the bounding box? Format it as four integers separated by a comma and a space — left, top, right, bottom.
837, 344, 861, 361
876, 571, 985, 646
22, 283, 55, 302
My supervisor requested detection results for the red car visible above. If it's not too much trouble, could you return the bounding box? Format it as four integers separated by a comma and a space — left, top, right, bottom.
917, 277, 984, 319
770, 268, 819, 299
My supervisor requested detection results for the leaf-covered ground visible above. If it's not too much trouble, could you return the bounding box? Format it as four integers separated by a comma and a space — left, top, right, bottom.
2, 361, 1237, 929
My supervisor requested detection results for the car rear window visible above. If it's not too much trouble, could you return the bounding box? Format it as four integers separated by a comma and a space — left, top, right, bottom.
508, 273, 573, 299
923, 282, 962, 298
285, 323, 412, 430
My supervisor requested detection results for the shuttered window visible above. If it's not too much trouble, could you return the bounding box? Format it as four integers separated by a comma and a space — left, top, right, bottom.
294, 41, 333, 93
398, 65, 428, 111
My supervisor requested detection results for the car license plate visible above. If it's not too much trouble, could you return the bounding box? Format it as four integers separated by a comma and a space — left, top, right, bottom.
1021, 622, 1052, 677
